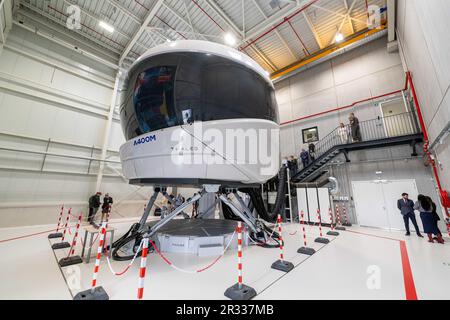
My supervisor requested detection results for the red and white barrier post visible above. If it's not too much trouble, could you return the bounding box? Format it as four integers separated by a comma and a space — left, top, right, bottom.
91, 222, 107, 290
224, 221, 257, 300
237, 223, 243, 289
58, 213, 83, 267
326, 207, 340, 236
342, 205, 352, 227
73, 221, 109, 300
271, 214, 294, 272
335, 204, 346, 231
52, 208, 72, 250
137, 237, 150, 300
48, 205, 65, 239
297, 210, 316, 255
314, 209, 330, 244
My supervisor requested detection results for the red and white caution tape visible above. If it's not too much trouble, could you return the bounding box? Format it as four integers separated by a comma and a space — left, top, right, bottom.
91, 222, 107, 290
149, 230, 236, 274
104, 239, 143, 277
137, 238, 149, 300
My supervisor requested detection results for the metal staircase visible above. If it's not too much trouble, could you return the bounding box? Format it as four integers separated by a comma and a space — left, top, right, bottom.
291, 112, 424, 183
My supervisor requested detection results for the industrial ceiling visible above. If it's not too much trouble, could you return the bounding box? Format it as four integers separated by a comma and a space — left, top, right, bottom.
13, 0, 387, 73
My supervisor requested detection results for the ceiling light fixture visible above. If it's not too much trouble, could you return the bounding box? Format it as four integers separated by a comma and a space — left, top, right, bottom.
335, 32, 344, 43
224, 32, 237, 46
99, 21, 114, 33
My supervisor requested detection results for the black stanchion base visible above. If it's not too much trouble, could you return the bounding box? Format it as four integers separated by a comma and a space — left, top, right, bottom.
58, 256, 83, 267
48, 233, 63, 239
52, 242, 71, 250
224, 283, 257, 300
73, 286, 109, 300
315, 237, 330, 244
343, 223, 352, 227
297, 247, 316, 255
327, 231, 340, 236
335, 226, 346, 231
271, 259, 294, 273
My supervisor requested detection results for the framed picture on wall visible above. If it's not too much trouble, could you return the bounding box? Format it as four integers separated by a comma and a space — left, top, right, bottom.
302, 127, 319, 143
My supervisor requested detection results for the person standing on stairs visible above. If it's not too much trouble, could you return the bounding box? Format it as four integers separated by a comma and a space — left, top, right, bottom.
349, 113, 362, 142
338, 122, 350, 144
308, 143, 316, 161
300, 148, 310, 169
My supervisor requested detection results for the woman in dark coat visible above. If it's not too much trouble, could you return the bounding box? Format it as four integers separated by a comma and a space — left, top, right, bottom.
426, 196, 444, 243
414, 195, 444, 243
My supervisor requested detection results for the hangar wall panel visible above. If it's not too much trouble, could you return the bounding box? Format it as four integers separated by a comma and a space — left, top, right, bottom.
396, 0, 450, 193
0, 26, 152, 227
275, 37, 404, 158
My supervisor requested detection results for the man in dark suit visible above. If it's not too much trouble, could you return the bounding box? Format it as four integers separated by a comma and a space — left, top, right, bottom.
397, 193, 423, 237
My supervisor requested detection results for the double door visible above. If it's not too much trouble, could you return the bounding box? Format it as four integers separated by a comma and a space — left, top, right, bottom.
352, 179, 424, 231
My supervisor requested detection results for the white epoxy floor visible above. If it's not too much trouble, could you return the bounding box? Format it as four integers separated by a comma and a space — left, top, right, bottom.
0, 218, 449, 300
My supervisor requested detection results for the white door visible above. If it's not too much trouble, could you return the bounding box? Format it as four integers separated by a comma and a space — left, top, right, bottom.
352, 179, 423, 231
307, 188, 319, 223
379, 179, 423, 232
352, 181, 389, 229
317, 188, 331, 224
381, 100, 414, 137
296, 188, 308, 222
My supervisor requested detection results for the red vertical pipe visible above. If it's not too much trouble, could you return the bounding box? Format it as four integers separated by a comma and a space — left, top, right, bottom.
407, 71, 448, 215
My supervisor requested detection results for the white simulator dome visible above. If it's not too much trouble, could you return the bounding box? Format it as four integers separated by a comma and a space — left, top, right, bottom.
118, 40, 280, 187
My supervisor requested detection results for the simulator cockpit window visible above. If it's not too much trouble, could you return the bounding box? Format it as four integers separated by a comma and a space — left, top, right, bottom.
120, 52, 279, 140
133, 66, 177, 134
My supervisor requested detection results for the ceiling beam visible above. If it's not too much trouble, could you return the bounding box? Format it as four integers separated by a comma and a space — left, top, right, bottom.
202, 0, 241, 36
19, 1, 123, 56
343, 0, 355, 34
104, 0, 142, 25
302, 11, 324, 49
161, 2, 207, 41
119, 0, 164, 66
201, 0, 277, 71
250, 0, 298, 61
329, 0, 357, 46
311, 3, 367, 25
241, 0, 305, 43
62, 0, 133, 42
